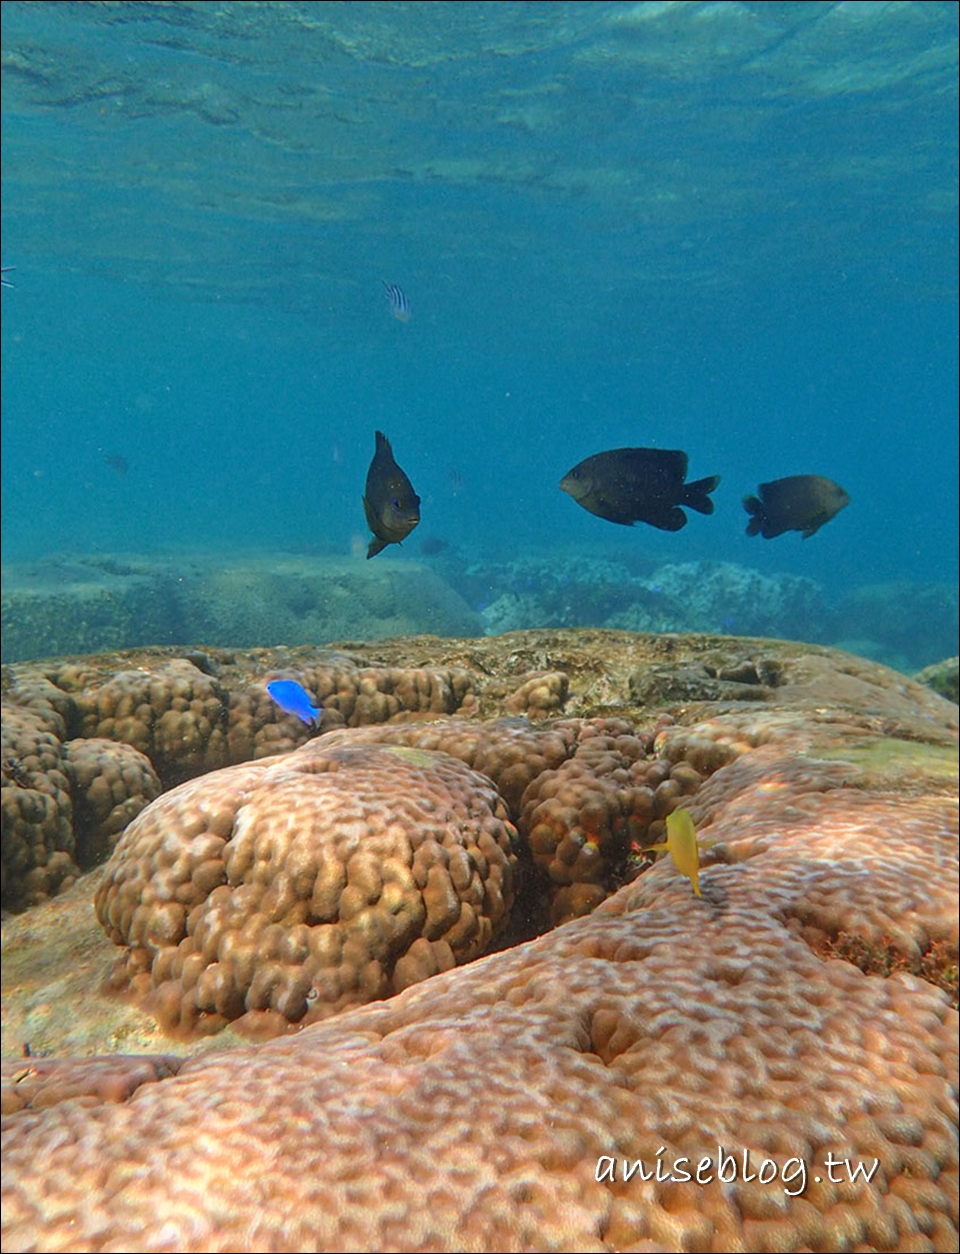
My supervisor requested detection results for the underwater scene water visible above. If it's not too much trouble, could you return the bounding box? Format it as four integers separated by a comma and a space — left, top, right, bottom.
2, 1, 958, 669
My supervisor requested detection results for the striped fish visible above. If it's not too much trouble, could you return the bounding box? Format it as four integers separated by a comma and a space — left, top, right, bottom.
382, 280, 411, 322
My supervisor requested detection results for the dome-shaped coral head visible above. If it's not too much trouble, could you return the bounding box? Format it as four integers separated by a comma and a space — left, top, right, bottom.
94, 735, 518, 1039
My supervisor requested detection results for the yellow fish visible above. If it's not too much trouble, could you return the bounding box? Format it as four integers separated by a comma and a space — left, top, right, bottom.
647, 807, 701, 897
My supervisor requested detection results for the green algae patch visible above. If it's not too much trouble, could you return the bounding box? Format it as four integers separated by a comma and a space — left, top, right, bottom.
380, 745, 446, 769
817, 737, 958, 791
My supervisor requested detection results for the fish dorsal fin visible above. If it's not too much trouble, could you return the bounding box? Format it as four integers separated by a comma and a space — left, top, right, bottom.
623, 447, 688, 479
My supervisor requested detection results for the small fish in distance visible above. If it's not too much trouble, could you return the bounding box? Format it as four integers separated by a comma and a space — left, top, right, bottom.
646, 808, 702, 898
266, 680, 321, 727
362, 430, 421, 559
743, 475, 850, 539
560, 447, 720, 531
419, 536, 449, 557
382, 280, 411, 322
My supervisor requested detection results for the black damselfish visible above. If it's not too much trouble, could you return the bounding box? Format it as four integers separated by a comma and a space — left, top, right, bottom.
362, 431, 421, 559
743, 475, 849, 539
560, 447, 720, 531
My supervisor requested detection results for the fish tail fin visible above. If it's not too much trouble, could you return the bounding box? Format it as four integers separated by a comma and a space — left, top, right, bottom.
742, 494, 765, 537
682, 475, 720, 515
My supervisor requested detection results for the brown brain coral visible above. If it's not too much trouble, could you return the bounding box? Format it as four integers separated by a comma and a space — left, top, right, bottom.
95, 738, 518, 1036
2, 648, 959, 1252
319, 717, 715, 926
519, 720, 703, 924
1, 701, 77, 909
62, 737, 161, 867
75, 659, 233, 784
1, 702, 165, 910
2, 745, 957, 1253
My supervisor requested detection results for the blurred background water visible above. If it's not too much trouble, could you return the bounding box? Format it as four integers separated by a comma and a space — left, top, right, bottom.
1, 1, 957, 665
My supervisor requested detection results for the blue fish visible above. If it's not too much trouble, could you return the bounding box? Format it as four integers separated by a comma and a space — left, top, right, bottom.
382, 280, 411, 322
266, 680, 321, 726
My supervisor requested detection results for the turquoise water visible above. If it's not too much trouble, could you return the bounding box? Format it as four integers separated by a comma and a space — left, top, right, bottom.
2, 2, 957, 612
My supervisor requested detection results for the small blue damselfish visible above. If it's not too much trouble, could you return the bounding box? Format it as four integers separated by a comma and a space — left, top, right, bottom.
266, 679, 322, 726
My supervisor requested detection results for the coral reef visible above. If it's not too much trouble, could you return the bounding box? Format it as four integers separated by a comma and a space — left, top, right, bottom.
95, 741, 518, 1037
0, 553, 482, 664
916, 657, 959, 706
465, 552, 832, 646
1, 650, 479, 910
1, 699, 77, 910
5, 551, 957, 675
0, 558, 177, 665
92, 711, 716, 1031
611, 560, 831, 644
62, 738, 161, 868
4, 631, 956, 919
2, 665, 957, 1251
518, 721, 702, 925
0, 694, 157, 909
835, 582, 959, 671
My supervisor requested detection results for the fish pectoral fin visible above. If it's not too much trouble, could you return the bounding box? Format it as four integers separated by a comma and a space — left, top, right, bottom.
648, 506, 688, 531
362, 495, 380, 533
801, 514, 827, 538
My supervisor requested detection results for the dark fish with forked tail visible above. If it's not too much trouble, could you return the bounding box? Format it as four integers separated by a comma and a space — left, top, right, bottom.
743, 475, 849, 539
560, 447, 720, 531
362, 430, 421, 559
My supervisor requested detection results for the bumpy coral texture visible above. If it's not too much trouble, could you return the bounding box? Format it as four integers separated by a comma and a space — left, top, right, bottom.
1, 699, 77, 909
62, 737, 161, 866
69, 656, 476, 781
1, 695, 164, 910
318, 718, 713, 926
2, 653, 479, 909
6, 636, 955, 915
1, 1055, 182, 1117
95, 740, 518, 1036
3, 733, 957, 1253
520, 721, 703, 924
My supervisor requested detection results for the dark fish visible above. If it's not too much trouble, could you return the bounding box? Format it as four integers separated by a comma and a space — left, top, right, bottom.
743, 475, 850, 539
362, 430, 421, 559
382, 280, 411, 322
560, 447, 720, 531
266, 679, 321, 726
419, 536, 449, 557
104, 452, 130, 475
